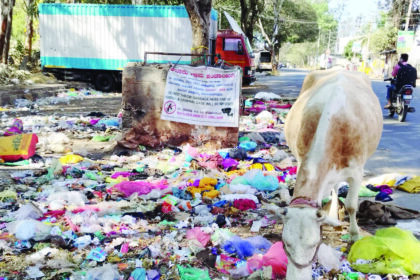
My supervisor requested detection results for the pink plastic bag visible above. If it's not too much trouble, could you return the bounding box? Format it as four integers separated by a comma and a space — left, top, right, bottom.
262, 242, 288, 278
111, 179, 168, 197
186, 227, 210, 247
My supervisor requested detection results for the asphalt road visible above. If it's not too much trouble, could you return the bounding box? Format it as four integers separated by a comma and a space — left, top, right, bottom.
254, 69, 420, 212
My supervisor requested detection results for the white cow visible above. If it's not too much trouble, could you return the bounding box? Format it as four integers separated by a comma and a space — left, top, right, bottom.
277, 70, 382, 279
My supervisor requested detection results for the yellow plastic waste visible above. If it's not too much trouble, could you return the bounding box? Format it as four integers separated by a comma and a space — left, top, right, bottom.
398, 176, 420, 193
202, 189, 220, 199
187, 186, 214, 198
59, 154, 84, 164
248, 163, 276, 171
348, 227, 420, 275
199, 177, 217, 187
224, 170, 247, 176
105, 176, 129, 185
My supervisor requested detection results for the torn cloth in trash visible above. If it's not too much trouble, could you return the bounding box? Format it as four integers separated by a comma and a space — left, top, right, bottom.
357, 200, 420, 225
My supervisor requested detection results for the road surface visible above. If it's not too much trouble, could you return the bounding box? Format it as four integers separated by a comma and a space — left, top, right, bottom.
253, 70, 420, 212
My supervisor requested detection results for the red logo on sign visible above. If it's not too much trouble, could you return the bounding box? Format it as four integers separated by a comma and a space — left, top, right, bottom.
164, 101, 176, 114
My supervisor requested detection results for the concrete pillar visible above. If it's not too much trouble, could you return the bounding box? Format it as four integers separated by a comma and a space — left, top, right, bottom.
119, 63, 239, 149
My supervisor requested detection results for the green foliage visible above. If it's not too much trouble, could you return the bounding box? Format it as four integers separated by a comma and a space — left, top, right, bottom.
369, 26, 398, 54
11, 0, 27, 46
279, 41, 317, 66
10, 40, 26, 63
311, 0, 337, 32
344, 40, 354, 60
257, 0, 319, 50
213, 0, 241, 30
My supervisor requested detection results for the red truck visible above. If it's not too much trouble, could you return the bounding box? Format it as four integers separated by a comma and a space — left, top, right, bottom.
216, 29, 256, 85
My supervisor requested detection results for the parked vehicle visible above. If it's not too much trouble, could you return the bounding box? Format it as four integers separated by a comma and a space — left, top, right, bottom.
256, 51, 272, 72
385, 78, 415, 122
215, 30, 256, 84
39, 4, 255, 91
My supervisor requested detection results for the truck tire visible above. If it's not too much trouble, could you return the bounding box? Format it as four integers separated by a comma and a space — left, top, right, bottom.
94, 72, 116, 92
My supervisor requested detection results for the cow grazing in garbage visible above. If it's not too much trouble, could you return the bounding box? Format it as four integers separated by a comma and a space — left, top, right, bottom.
274, 70, 382, 279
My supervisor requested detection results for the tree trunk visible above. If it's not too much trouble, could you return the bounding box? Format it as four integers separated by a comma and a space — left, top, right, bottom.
183, 0, 212, 65
24, 0, 34, 64
240, 0, 261, 45
3, 0, 14, 64
0, 0, 12, 61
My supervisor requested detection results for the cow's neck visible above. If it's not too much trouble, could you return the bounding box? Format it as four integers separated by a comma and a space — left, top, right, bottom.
293, 160, 334, 205
286, 261, 312, 280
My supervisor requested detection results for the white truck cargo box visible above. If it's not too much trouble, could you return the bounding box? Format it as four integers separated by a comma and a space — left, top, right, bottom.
39, 4, 218, 70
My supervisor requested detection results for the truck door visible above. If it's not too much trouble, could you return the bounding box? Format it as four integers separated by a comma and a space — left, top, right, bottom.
221, 37, 246, 72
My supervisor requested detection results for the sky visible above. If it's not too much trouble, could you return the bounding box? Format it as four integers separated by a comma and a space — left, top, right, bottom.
343, 0, 379, 18
331, 0, 382, 37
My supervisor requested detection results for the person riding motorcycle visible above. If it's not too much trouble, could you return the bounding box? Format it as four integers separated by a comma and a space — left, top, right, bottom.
384, 53, 417, 109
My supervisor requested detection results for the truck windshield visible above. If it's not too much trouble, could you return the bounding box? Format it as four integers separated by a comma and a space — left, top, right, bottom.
244, 37, 254, 58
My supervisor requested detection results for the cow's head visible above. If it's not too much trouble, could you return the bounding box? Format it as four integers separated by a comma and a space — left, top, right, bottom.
263, 203, 340, 279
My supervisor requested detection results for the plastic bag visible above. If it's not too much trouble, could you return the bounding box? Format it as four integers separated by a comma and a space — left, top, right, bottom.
243, 169, 279, 191
10, 203, 43, 220
177, 265, 211, 280
348, 227, 420, 275
186, 227, 210, 247
239, 141, 258, 152
262, 242, 288, 278
7, 219, 51, 241
4, 118, 23, 136
317, 243, 341, 271
130, 268, 147, 280
112, 180, 168, 197
223, 236, 257, 259
398, 176, 420, 193
0, 133, 38, 162
59, 154, 84, 164
84, 264, 121, 280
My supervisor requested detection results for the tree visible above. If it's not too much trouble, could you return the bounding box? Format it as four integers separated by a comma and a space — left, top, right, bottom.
24, 0, 36, 64
1, 0, 15, 63
256, 0, 319, 71
256, 0, 283, 71
183, 0, 212, 64
0, 0, 14, 63
239, 0, 264, 44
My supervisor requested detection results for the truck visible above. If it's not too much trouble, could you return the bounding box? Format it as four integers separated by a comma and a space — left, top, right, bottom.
38, 4, 256, 91
216, 29, 255, 84
256, 51, 272, 72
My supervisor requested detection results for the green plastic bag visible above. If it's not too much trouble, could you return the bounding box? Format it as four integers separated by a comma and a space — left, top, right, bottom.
348, 227, 420, 275
177, 265, 211, 280
91, 135, 112, 142
358, 185, 378, 197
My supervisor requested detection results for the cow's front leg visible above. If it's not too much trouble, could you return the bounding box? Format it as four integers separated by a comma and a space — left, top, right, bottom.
345, 172, 362, 242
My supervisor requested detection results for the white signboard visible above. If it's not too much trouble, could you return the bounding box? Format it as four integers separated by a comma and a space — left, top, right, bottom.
161, 65, 241, 127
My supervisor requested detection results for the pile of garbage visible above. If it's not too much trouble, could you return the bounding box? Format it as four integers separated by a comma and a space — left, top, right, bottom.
0, 90, 419, 280
0, 64, 59, 86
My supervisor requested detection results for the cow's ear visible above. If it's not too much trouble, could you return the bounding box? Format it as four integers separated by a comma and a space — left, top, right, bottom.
316, 210, 341, 226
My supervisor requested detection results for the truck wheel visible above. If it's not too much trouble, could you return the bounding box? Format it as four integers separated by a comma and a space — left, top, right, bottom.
94, 72, 116, 92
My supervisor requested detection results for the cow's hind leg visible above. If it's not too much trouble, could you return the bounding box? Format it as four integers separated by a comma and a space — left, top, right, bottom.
345, 171, 362, 242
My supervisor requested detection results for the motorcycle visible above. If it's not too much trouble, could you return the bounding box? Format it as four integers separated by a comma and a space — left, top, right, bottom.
384, 78, 415, 122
